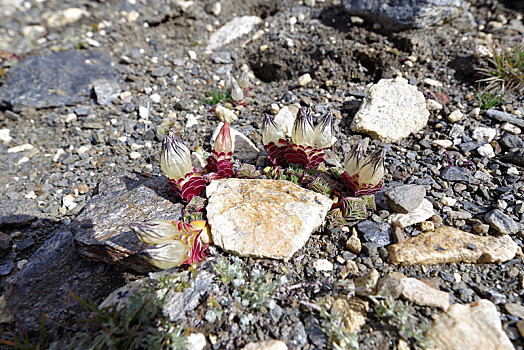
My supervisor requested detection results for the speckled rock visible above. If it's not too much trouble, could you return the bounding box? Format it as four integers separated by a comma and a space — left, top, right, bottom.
350, 77, 429, 142
385, 184, 426, 213
387, 226, 518, 265
400, 277, 450, 310
485, 209, 519, 235
243, 340, 288, 350
388, 198, 434, 228
73, 173, 184, 273
206, 179, 332, 260
0, 198, 41, 227
426, 299, 515, 350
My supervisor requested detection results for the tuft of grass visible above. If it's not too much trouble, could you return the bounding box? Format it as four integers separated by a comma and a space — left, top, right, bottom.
0, 314, 48, 350
370, 294, 430, 350
202, 89, 232, 106
476, 45, 524, 109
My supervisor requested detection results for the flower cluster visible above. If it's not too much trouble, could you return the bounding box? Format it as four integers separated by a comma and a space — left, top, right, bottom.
160, 123, 234, 202
262, 107, 337, 169
130, 219, 211, 269
342, 142, 385, 197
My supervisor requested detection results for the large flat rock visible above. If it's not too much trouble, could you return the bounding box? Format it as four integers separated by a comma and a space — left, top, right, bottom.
0, 50, 120, 109
387, 226, 518, 265
206, 178, 332, 260
73, 173, 184, 274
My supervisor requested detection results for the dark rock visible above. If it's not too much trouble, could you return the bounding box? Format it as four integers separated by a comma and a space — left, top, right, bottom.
0, 260, 15, 276
485, 109, 524, 128
361, 242, 379, 258
440, 166, 476, 184
463, 201, 487, 214
357, 220, 392, 247
74, 106, 92, 116
485, 209, 519, 235
304, 315, 327, 348
6, 227, 124, 334
0, 51, 120, 109
385, 184, 426, 213
16, 237, 35, 251
0, 199, 41, 227
501, 150, 524, 167
151, 66, 171, 77
73, 173, 184, 274
459, 141, 483, 152
342, 0, 472, 32
0, 232, 13, 257
282, 320, 308, 348
499, 134, 524, 150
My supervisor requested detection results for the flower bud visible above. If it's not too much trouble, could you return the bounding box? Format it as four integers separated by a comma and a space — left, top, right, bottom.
313, 111, 337, 148
213, 122, 233, 155
142, 241, 189, 269
231, 79, 244, 101
130, 219, 180, 245
343, 143, 364, 177
358, 150, 385, 186
262, 114, 286, 146
238, 71, 250, 89
291, 108, 315, 146
160, 131, 194, 180
224, 71, 233, 92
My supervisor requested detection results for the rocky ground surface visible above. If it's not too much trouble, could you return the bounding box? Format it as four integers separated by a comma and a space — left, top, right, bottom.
0, 0, 523, 349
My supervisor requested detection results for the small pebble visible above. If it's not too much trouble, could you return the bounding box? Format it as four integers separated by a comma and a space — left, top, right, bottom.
298, 73, 312, 87
448, 110, 463, 123
129, 151, 141, 160
420, 221, 435, 232
440, 197, 457, 207
312, 259, 333, 272
150, 93, 161, 104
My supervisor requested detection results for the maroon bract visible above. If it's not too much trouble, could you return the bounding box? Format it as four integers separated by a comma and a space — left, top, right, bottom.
205, 122, 234, 178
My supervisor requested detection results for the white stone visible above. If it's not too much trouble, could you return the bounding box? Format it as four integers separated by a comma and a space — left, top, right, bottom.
0, 295, 14, 324
298, 73, 312, 87
16, 259, 28, 270
130, 143, 143, 151
63, 113, 77, 123
0, 129, 12, 144
472, 127, 497, 143
312, 259, 333, 272
53, 148, 65, 162
243, 340, 288, 350
431, 139, 453, 149
77, 145, 90, 154
423, 78, 443, 87
129, 151, 141, 160
7, 143, 33, 153
448, 110, 463, 123
150, 93, 161, 103
469, 107, 481, 118
400, 278, 450, 310
426, 300, 515, 350
270, 103, 280, 115
62, 194, 77, 210
501, 122, 521, 135
440, 196, 457, 207
186, 114, 198, 128
426, 99, 443, 111
206, 179, 332, 260
188, 50, 197, 60
187, 333, 207, 350
207, 16, 262, 51
350, 77, 429, 143
18, 156, 29, 164
388, 198, 434, 229
477, 144, 495, 158
508, 167, 519, 176
214, 105, 238, 124
46, 7, 84, 27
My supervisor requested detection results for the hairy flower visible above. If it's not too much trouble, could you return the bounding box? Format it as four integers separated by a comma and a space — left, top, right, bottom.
313, 111, 337, 148
238, 71, 250, 89
291, 108, 315, 147
206, 122, 234, 178
262, 114, 288, 167
130, 219, 180, 245
141, 242, 189, 269
231, 79, 244, 101
160, 130, 193, 180
342, 142, 385, 196
213, 122, 233, 156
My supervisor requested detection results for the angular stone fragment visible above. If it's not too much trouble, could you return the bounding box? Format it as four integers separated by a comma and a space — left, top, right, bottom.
388, 198, 434, 228
350, 77, 429, 142
333, 297, 370, 333
387, 226, 518, 265
73, 173, 184, 273
243, 340, 288, 350
207, 16, 262, 51
385, 184, 426, 213
426, 299, 515, 350
0, 198, 41, 227
485, 209, 519, 235
206, 179, 332, 260
400, 278, 450, 310
0, 51, 120, 109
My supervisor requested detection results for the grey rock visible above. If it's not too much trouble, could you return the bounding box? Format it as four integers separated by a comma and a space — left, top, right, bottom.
501, 150, 524, 167
485, 109, 524, 128
342, 0, 471, 32
159, 270, 214, 321
304, 315, 327, 348
73, 173, 184, 274
463, 201, 487, 214
210, 51, 232, 64
6, 227, 124, 334
385, 184, 426, 213
16, 237, 35, 251
0, 232, 13, 258
93, 78, 122, 105
0, 261, 15, 276
357, 220, 393, 247
151, 66, 171, 77
0, 199, 41, 227
206, 16, 262, 51
0, 51, 120, 109
485, 209, 519, 235
440, 166, 475, 184
282, 320, 308, 348
499, 134, 524, 150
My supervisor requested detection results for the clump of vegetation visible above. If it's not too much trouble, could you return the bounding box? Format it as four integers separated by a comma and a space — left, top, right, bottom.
370, 294, 430, 350
0, 315, 48, 350
477, 45, 524, 109
318, 302, 359, 350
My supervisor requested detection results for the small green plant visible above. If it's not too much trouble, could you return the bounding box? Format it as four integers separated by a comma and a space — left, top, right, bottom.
65, 287, 187, 350
370, 295, 430, 350
476, 88, 502, 110
318, 301, 359, 350
202, 89, 232, 106
477, 45, 524, 109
